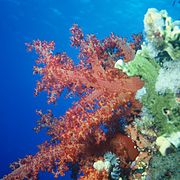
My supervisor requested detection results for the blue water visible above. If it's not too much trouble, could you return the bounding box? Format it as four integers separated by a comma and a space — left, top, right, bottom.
0, 0, 179, 179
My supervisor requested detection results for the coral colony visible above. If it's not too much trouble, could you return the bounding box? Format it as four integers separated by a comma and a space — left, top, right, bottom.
3, 8, 180, 180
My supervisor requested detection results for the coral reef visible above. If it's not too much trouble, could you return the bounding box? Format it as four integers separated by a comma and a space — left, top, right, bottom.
115, 8, 180, 179
115, 8, 180, 136
3, 8, 180, 180
3, 24, 143, 179
144, 8, 180, 60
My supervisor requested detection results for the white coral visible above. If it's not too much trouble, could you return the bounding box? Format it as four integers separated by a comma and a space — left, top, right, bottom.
155, 61, 180, 94
156, 132, 180, 156
135, 87, 147, 101
144, 8, 168, 41
93, 160, 111, 172
144, 8, 180, 60
156, 136, 172, 156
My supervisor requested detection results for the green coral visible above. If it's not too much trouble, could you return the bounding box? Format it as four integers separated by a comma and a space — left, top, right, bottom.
116, 51, 179, 135
115, 8, 180, 136
115, 8, 180, 180
142, 90, 179, 135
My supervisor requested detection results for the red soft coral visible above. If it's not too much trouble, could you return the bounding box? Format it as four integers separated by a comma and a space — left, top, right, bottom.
4, 25, 143, 179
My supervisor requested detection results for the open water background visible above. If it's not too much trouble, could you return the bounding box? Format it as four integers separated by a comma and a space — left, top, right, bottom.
0, 0, 179, 179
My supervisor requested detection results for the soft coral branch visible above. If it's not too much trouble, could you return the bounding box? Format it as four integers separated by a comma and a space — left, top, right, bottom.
4, 25, 143, 179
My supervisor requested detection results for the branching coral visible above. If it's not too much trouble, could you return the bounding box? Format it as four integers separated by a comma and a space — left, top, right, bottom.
4, 8, 178, 180
3, 24, 143, 179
